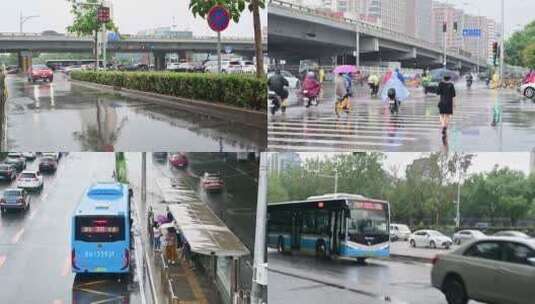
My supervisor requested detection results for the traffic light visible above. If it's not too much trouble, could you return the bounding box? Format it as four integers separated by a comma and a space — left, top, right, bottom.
493, 42, 499, 66
443, 22, 447, 33
453, 22, 458, 33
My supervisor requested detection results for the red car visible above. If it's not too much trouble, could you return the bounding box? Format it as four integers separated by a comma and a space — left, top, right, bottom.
200, 172, 224, 192
169, 153, 188, 168
28, 64, 53, 83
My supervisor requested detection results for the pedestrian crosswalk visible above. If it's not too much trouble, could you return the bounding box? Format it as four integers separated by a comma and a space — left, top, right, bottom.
268, 104, 492, 151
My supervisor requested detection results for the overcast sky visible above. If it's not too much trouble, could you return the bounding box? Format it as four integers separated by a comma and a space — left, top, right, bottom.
0, 0, 266, 37
301, 0, 534, 37
298, 152, 531, 177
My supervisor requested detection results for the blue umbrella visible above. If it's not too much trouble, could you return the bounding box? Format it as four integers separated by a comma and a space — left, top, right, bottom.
381, 75, 410, 102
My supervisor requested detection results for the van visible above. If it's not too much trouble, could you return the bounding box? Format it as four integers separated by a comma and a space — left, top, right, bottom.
390, 223, 411, 241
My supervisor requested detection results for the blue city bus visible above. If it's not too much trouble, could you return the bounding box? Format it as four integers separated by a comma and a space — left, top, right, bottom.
71, 182, 132, 274
268, 193, 390, 262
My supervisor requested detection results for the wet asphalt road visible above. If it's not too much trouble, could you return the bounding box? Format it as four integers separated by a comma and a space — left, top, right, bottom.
268, 251, 483, 304
0, 153, 141, 304
125, 152, 259, 295
4, 73, 264, 152
268, 81, 535, 152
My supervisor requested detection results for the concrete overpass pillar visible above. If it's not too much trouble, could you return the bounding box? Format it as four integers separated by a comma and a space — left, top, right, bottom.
153, 52, 166, 71
17, 51, 32, 72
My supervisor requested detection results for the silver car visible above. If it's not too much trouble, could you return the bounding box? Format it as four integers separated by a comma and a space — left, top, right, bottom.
452, 229, 486, 245
431, 237, 535, 304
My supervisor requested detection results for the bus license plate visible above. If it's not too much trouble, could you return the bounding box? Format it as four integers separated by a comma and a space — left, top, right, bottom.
94, 267, 107, 272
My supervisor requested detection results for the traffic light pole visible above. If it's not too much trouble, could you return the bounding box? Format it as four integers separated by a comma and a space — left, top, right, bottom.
499, 0, 505, 85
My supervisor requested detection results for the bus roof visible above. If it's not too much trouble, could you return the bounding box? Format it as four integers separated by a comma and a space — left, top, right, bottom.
269, 193, 387, 207
74, 182, 129, 216
168, 204, 249, 257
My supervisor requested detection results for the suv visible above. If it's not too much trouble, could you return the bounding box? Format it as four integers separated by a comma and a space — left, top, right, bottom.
5, 153, 27, 172
0, 188, 31, 213
200, 172, 224, 192
39, 157, 58, 173
0, 164, 17, 181
16, 171, 44, 191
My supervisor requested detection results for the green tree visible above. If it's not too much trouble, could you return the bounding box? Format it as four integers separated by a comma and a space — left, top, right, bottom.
522, 42, 535, 69
505, 20, 535, 67
66, 0, 118, 68
189, 0, 265, 78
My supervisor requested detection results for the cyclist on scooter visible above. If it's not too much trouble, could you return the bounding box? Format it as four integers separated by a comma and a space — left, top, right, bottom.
268, 69, 289, 114
368, 74, 380, 97
302, 71, 321, 108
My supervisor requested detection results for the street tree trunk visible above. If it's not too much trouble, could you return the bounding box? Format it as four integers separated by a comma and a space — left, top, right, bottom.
94, 29, 98, 71
251, 0, 264, 79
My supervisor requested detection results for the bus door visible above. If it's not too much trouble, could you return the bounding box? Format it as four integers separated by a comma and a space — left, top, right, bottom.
329, 210, 344, 255
291, 211, 302, 250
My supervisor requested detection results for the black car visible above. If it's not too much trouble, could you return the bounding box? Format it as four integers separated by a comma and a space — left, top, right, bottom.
0, 164, 17, 181
4, 154, 26, 172
38, 157, 58, 173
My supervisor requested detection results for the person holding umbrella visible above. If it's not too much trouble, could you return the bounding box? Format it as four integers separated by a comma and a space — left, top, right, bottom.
437, 75, 456, 137
333, 65, 356, 116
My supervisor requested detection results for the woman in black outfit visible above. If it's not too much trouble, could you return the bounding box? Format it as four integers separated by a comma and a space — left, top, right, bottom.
437, 75, 456, 136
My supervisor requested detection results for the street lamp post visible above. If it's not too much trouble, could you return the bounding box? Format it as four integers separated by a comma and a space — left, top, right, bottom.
19, 12, 39, 33
499, 0, 505, 86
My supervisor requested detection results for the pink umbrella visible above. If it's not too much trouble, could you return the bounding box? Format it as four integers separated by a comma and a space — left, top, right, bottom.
156, 214, 170, 224
333, 65, 358, 75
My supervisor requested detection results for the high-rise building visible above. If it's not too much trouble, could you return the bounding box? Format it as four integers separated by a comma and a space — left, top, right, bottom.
486, 19, 499, 65
407, 0, 433, 42
432, 1, 464, 49
379, 0, 408, 34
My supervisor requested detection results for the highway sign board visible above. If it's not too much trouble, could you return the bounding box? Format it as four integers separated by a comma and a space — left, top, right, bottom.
463, 29, 481, 37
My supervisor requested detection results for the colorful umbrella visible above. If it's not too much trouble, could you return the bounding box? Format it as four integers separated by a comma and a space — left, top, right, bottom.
333, 65, 358, 75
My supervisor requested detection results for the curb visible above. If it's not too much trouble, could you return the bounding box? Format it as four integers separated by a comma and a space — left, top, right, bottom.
70, 79, 267, 130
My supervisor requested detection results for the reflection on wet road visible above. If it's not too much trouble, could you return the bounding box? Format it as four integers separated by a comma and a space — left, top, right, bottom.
5, 73, 264, 151
268, 82, 535, 151
269, 251, 483, 304
0, 153, 141, 304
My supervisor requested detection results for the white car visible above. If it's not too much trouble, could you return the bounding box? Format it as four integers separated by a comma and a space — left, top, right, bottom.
22, 152, 36, 160
42, 152, 61, 161
166, 62, 180, 71
431, 237, 535, 304
409, 229, 453, 249
204, 60, 231, 73
520, 82, 535, 99
390, 223, 412, 241
268, 70, 300, 89
16, 171, 44, 191
240, 60, 256, 74
452, 229, 486, 245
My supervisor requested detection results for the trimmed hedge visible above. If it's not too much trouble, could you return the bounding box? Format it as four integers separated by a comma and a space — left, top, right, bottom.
71, 70, 266, 110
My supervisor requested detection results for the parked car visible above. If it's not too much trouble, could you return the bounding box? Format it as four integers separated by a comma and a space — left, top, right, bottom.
431, 237, 535, 304
38, 156, 58, 173
493, 230, 530, 238
204, 60, 230, 73
520, 82, 535, 99
227, 60, 243, 73
6, 65, 19, 74
16, 171, 44, 191
27, 64, 53, 83
200, 172, 224, 192
124, 63, 149, 71
452, 230, 486, 245
0, 164, 17, 181
390, 224, 412, 241
169, 153, 188, 168
0, 188, 31, 213
166, 62, 180, 71
240, 60, 256, 74
22, 152, 36, 160
63, 65, 83, 74
5, 153, 26, 172
409, 230, 453, 249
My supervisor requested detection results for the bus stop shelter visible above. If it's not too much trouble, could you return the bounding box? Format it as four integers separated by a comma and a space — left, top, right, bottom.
168, 203, 250, 304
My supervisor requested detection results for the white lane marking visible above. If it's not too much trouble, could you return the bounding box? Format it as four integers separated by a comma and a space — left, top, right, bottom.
11, 228, 25, 244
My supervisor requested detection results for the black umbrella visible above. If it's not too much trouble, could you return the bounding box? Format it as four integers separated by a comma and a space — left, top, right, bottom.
430, 68, 460, 81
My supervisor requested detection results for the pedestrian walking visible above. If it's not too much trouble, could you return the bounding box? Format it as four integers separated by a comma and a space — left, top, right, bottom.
166, 206, 174, 223
153, 223, 161, 251
166, 227, 178, 264
437, 75, 456, 137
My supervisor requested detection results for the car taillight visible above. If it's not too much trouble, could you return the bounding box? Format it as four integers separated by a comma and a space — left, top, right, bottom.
121, 249, 130, 270
71, 249, 80, 270
432, 255, 440, 265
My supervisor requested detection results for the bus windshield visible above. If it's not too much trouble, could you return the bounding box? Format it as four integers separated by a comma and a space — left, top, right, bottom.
74, 216, 125, 242
348, 205, 388, 236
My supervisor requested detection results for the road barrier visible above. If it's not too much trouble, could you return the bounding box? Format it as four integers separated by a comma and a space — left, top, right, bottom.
0, 71, 6, 150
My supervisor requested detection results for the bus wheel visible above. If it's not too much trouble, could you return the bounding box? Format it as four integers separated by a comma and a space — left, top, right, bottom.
356, 257, 367, 264
277, 236, 285, 253
315, 240, 327, 258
